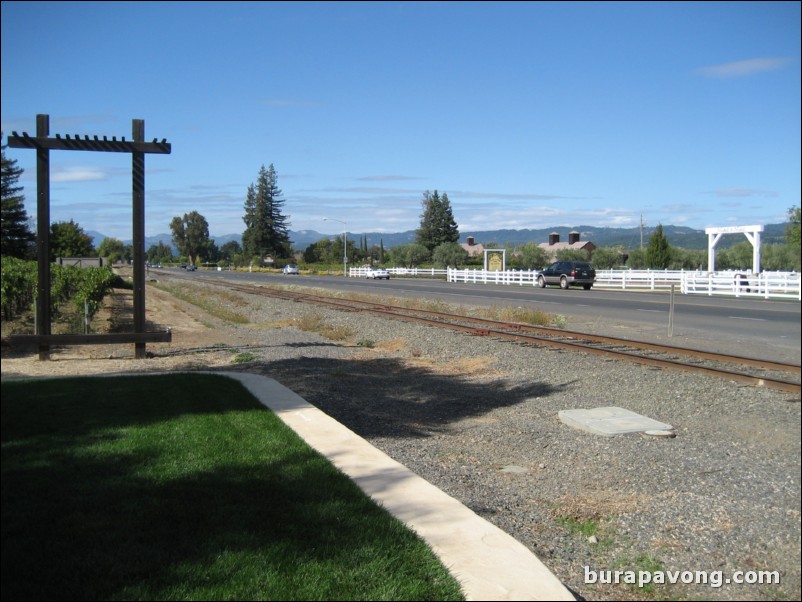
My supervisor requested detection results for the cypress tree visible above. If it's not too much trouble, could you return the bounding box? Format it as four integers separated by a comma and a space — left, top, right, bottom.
241, 183, 258, 259
646, 224, 672, 269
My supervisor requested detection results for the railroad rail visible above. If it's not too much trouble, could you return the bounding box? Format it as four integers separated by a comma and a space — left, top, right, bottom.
192, 277, 801, 395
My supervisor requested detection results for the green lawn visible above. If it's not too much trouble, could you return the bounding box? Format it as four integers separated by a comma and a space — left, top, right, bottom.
1, 373, 464, 601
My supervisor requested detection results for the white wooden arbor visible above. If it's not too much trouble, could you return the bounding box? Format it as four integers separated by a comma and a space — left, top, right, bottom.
705, 225, 763, 273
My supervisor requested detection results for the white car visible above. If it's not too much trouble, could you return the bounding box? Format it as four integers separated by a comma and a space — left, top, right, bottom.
365, 267, 390, 280
282, 263, 300, 275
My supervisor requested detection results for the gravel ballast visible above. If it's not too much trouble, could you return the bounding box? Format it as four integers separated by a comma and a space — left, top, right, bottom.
224, 284, 801, 601
3, 279, 799, 601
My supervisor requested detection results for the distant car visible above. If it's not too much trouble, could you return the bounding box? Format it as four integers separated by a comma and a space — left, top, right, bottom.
282, 263, 300, 275
537, 261, 595, 290
365, 267, 390, 280
186, 265, 197, 272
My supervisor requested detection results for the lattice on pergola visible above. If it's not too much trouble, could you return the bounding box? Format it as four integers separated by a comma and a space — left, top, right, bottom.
8, 114, 172, 359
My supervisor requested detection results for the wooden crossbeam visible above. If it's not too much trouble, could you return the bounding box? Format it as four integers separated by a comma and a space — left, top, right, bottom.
8, 132, 171, 154
9, 331, 173, 346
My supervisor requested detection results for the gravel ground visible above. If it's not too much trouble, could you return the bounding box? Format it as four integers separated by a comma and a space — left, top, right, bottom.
2, 278, 799, 601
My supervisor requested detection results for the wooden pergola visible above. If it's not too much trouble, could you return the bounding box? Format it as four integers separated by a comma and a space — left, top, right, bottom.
8, 114, 172, 359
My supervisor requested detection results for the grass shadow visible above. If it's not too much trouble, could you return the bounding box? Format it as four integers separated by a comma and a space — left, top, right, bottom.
1, 374, 463, 601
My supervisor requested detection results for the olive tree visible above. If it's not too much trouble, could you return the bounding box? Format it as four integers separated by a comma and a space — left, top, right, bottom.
432, 242, 469, 268
170, 211, 210, 266
390, 243, 430, 268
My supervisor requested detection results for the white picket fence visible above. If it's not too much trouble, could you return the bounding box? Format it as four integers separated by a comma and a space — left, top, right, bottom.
349, 266, 800, 300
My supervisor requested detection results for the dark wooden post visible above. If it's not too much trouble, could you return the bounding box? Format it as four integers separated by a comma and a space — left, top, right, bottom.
132, 119, 146, 358
8, 115, 171, 357
36, 114, 52, 360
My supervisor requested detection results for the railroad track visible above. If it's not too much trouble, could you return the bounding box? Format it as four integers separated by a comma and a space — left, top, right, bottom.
195, 277, 801, 394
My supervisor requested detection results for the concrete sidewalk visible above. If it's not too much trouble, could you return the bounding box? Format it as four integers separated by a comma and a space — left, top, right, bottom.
225, 372, 575, 601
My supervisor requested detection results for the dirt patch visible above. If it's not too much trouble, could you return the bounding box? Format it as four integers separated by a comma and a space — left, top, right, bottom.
1, 284, 254, 379
551, 489, 652, 522
406, 355, 503, 378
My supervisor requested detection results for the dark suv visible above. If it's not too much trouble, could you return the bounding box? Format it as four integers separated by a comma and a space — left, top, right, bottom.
537, 261, 596, 290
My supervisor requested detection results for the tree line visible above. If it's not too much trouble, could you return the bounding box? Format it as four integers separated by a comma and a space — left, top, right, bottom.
3, 142, 801, 272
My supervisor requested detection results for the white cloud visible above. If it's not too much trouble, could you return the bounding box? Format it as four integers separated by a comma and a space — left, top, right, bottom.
698, 57, 792, 78
314, 186, 421, 195
356, 175, 425, 182
711, 188, 778, 198
51, 166, 111, 182
450, 190, 572, 202
606, 215, 640, 226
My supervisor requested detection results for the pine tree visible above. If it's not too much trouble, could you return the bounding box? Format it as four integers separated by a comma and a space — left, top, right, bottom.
415, 190, 459, 252
241, 164, 291, 261
1, 145, 34, 258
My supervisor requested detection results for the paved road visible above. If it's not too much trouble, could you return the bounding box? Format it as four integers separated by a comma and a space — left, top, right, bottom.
163, 268, 801, 364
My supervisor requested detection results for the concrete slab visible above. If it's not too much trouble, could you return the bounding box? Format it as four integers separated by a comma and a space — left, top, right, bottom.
559, 406, 674, 437
224, 371, 575, 602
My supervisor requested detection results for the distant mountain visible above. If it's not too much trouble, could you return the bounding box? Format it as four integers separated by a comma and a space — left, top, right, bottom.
89, 231, 177, 252
456, 223, 790, 250
210, 233, 243, 248
289, 229, 418, 250
313, 224, 789, 251
88, 223, 790, 253
87, 231, 109, 246
460, 225, 688, 250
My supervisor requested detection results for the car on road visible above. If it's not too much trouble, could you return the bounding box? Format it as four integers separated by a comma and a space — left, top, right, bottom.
283, 263, 300, 275
537, 261, 596, 290
365, 267, 390, 280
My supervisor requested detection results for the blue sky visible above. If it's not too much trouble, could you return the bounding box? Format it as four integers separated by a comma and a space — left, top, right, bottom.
2, 1, 800, 242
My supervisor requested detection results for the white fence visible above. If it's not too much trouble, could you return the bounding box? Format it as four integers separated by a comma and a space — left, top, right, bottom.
350, 267, 448, 278
596, 269, 800, 299
349, 266, 800, 300
680, 271, 800, 299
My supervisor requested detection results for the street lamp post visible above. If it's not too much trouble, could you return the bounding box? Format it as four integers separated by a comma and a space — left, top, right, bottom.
323, 218, 347, 277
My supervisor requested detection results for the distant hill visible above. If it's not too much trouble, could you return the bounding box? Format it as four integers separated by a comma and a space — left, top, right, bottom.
456, 223, 791, 250
295, 223, 790, 251
88, 231, 177, 252
289, 229, 418, 250
89, 223, 790, 253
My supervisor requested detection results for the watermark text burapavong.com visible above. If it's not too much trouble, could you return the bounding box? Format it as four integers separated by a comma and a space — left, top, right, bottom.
584, 566, 780, 589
